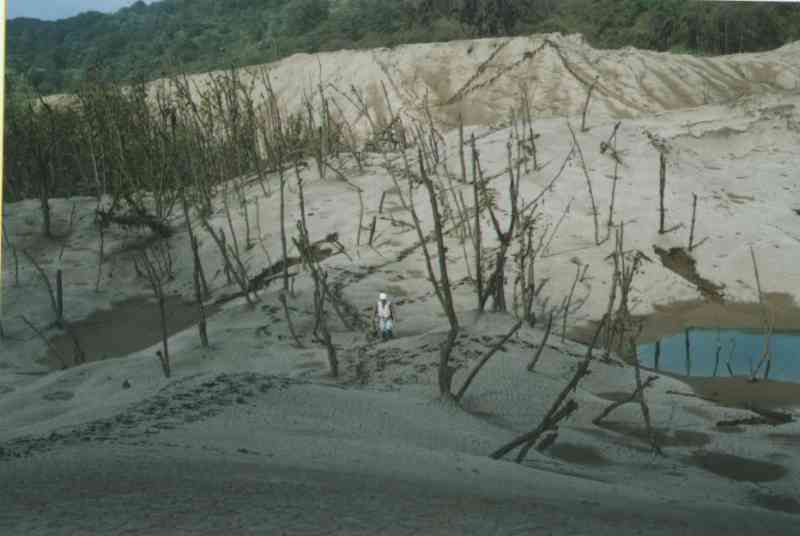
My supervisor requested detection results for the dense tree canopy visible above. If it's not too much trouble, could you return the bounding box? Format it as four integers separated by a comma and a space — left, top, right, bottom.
7, 0, 800, 94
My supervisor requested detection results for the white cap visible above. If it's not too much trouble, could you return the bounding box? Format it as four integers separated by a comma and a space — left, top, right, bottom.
379, 292, 387, 300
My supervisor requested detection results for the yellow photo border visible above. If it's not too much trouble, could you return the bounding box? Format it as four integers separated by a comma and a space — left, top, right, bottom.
0, 0, 6, 300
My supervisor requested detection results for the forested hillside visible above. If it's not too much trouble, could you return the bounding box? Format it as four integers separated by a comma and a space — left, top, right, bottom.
8, 0, 800, 95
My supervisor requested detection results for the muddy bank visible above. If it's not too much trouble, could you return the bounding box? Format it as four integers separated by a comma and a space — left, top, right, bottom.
652, 246, 725, 303
45, 296, 218, 369
635, 293, 800, 344
680, 376, 800, 410
571, 293, 800, 345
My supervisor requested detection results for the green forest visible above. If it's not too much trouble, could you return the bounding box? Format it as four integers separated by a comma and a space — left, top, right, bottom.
8, 0, 800, 95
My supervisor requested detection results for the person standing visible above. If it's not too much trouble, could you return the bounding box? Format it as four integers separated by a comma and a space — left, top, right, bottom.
374, 292, 396, 340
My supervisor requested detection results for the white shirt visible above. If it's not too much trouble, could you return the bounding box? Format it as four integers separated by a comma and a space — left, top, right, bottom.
377, 300, 392, 319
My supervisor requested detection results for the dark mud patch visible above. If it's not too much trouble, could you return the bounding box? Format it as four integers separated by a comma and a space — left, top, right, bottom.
571, 293, 800, 348
546, 443, 610, 466
0, 373, 303, 461
767, 433, 800, 448
653, 246, 724, 302
683, 406, 714, 421
577, 427, 651, 453
688, 450, 788, 482
715, 425, 746, 434
597, 422, 713, 448
42, 391, 75, 402
596, 391, 634, 403
681, 376, 800, 410
716, 405, 794, 427
45, 296, 220, 369
750, 492, 800, 515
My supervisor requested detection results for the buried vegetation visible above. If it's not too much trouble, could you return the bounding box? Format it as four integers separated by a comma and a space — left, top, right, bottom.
3, 37, 800, 530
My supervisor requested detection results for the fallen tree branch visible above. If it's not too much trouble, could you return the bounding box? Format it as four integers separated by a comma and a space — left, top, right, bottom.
20, 315, 68, 370
489, 314, 607, 461
455, 320, 523, 402
593, 376, 658, 425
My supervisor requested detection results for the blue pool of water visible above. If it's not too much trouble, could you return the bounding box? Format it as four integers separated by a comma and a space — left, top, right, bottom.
638, 328, 800, 383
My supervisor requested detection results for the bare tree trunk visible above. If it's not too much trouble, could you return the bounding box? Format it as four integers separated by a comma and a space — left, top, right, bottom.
181, 193, 209, 348
56, 270, 64, 323
458, 113, 467, 183
567, 122, 602, 245
157, 297, 171, 378
94, 222, 105, 292
22, 250, 60, 325
3, 226, 20, 286
581, 76, 600, 132
193, 252, 209, 349
139, 247, 171, 378
527, 312, 554, 371
279, 291, 304, 348
561, 262, 583, 343
39, 172, 52, 239
632, 340, 662, 455
659, 154, 667, 234
688, 193, 698, 251
605, 124, 621, 240
279, 171, 290, 293
472, 135, 484, 311
478, 142, 520, 312
419, 150, 460, 398
749, 246, 773, 380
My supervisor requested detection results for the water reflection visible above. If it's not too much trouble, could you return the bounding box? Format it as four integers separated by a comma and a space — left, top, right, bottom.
638, 328, 800, 383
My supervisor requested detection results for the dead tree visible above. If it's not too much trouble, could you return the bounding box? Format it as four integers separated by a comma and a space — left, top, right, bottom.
199, 219, 256, 306
279, 169, 290, 293
458, 113, 468, 183
22, 249, 85, 365
630, 334, 663, 455
478, 142, 521, 312
658, 153, 667, 234
749, 246, 774, 381
21, 250, 59, 325
561, 260, 588, 343
602, 226, 663, 455
581, 76, 600, 132
3, 225, 20, 286
94, 216, 107, 292
377, 99, 459, 398
294, 222, 337, 377
138, 244, 172, 378
221, 180, 256, 301
527, 311, 554, 371
279, 291, 304, 348
418, 150, 461, 398
181, 192, 209, 348
471, 134, 484, 311
603, 122, 622, 240
514, 215, 546, 326
567, 122, 603, 246
688, 193, 698, 251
